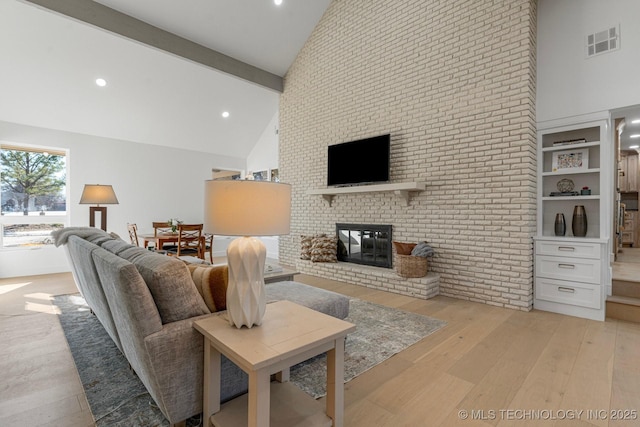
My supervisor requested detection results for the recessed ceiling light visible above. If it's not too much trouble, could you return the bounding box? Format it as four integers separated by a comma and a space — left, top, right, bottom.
632, 119, 640, 124
630, 145, 640, 149
95, 78, 107, 87
631, 134, 640, 138
222, 111, 230, 118
274, 0, 283, 5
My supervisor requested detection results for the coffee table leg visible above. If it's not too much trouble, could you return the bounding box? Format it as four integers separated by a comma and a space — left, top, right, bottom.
248, 368, 270, 427
326, 337, 345, 427
203, 340, 221, 422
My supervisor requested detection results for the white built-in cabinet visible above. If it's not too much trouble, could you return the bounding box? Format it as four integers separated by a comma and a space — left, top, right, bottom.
534, 117, 611, 321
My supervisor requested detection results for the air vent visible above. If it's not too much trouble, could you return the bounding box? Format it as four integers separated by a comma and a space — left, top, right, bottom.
586, 25, 620, 57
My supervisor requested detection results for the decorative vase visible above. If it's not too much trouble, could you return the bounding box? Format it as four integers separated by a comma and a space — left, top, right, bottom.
554, 213, 566, 236
572, 205, 587, 237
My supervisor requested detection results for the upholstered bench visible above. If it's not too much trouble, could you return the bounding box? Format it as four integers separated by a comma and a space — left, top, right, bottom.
266, 280, 350, 320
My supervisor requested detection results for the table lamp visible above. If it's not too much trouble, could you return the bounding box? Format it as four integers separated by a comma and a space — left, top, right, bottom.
79, 184, 119, 231
204, 180, 291, 328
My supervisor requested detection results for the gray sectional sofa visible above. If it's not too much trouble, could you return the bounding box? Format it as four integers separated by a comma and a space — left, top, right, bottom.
53, 227, 349, 426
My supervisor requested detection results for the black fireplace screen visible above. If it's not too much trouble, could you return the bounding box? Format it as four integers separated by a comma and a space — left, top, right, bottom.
336, 223, 392, 268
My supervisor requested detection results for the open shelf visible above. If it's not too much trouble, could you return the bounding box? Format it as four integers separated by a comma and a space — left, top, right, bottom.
541, 141, 601, 152
211, 381, 332, 427
308, 182, 426, 206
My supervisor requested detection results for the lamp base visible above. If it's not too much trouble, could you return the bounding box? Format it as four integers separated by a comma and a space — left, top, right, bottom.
226, 236, 267, 328
89, 206, 107, 231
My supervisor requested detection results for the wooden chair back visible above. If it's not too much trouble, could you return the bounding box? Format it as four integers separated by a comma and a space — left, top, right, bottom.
127, 223, 139, 246
152, 221, 172, 236
152, 221, 175, 250
176, 223, 203, 257
202, 233, 214, 263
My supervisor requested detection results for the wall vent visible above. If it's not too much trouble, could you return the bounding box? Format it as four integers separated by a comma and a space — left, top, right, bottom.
586, 25, 620, 57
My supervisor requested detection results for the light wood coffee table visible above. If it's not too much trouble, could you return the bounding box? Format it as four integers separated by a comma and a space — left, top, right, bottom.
193, 300, 355, 427
263, 266, 298, 284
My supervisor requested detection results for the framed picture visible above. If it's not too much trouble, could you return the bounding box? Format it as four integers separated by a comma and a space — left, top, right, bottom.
270, 168, 279, 182
552, 149, 589, 172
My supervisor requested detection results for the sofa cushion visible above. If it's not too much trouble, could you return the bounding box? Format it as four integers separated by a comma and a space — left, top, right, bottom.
266, 281, 349, 320
101, 238, 135, 256
187, 264, 229, 312
118, 249, 210, 324
85, 233, 115, 246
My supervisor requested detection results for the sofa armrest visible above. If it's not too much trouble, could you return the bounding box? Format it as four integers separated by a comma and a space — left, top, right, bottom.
144, 312, 249, 423
144, 313, 218, 423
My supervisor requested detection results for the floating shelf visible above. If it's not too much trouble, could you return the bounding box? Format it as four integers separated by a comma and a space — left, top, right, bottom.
308, 182, 426, 206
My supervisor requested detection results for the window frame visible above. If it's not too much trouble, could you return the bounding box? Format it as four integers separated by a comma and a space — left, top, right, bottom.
0, 141, 70, 250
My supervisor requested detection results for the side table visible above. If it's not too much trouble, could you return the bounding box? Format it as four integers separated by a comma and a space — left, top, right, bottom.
193, 300, 355, 427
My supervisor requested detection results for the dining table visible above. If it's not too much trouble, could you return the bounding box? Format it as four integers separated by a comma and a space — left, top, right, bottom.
139, 232, 179, 251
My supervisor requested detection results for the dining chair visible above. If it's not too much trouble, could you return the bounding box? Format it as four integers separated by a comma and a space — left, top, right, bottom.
127, 223, 139, 246
201, 233, 213, 263
167, 224, 203, 258
152, 221, 176, 251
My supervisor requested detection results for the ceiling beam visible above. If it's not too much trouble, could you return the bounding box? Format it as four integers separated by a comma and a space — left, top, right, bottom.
22, 0, 284, 93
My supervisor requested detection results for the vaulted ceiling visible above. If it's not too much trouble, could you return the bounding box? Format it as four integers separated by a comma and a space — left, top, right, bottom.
0, 0, 332, 159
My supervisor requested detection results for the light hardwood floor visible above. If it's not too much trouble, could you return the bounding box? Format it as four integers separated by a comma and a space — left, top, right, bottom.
2, 272, 640, 426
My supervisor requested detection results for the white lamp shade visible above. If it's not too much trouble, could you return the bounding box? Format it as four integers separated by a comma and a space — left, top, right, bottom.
204, 180, 291, 236
79, 184, 119, 205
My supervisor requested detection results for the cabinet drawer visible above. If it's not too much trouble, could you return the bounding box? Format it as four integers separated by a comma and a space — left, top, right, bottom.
536, 255, 601, 284
535, 241, 600, 259
535, 277, 601, 309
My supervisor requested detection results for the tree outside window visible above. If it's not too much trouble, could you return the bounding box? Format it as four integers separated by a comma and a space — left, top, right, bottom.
1, 144, 68, 247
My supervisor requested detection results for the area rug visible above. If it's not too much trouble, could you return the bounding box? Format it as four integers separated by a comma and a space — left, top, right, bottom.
54, 293, 446, 426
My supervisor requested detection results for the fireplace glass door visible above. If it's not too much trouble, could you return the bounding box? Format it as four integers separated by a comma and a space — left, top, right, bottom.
336, 223, 392, 268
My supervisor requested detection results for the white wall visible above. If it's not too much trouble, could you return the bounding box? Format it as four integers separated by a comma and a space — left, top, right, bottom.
537, 0, 640, 121
246, 112, 279, 177
0, 120, 245, 278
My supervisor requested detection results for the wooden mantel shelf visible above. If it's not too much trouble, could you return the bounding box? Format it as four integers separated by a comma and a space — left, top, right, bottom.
308, 182, 426, 206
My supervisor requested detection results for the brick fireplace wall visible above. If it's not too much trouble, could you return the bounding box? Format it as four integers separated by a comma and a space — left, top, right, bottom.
279, 0, 538, 310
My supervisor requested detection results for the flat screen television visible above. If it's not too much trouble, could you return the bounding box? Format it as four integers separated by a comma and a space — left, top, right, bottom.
327, 134, 390, 187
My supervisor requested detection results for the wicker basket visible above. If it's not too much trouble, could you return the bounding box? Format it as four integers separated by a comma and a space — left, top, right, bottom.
395, 254, 428, 278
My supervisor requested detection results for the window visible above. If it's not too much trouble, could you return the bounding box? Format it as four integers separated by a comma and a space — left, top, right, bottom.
0, 143, 68, 248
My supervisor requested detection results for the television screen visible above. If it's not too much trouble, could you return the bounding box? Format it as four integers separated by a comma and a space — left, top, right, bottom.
327, 134, 390, 186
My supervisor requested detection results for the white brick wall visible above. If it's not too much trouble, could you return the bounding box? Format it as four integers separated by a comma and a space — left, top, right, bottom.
279, 0, 538, 311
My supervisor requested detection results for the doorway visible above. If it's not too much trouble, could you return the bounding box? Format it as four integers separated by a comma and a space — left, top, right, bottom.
611, 106, 640, 264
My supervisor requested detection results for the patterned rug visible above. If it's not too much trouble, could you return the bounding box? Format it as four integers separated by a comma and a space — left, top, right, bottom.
54, 293, 446, 426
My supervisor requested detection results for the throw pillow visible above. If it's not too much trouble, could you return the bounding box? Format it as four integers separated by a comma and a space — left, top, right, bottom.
310, 235, 338, 263
300, 233, 328, 260
300, 235, 313, 260
187, 264, 229, 312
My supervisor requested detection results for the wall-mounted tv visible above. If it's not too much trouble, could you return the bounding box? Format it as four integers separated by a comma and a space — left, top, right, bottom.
327, 134, 390, 187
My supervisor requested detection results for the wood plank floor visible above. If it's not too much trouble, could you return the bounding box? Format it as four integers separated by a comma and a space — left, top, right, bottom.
2, 272, 640, 426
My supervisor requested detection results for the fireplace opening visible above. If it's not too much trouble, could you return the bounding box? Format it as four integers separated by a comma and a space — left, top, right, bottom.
336, 223, 392, 268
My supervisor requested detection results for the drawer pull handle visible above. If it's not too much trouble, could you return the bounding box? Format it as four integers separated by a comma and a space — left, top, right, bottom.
558, 287, 575, 293
558, 263, 575, 269
558, 246, 576, 252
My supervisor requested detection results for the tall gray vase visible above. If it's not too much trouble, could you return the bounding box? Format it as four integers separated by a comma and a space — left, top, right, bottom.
572, 205, 587, 237
554, 213, 566, 236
